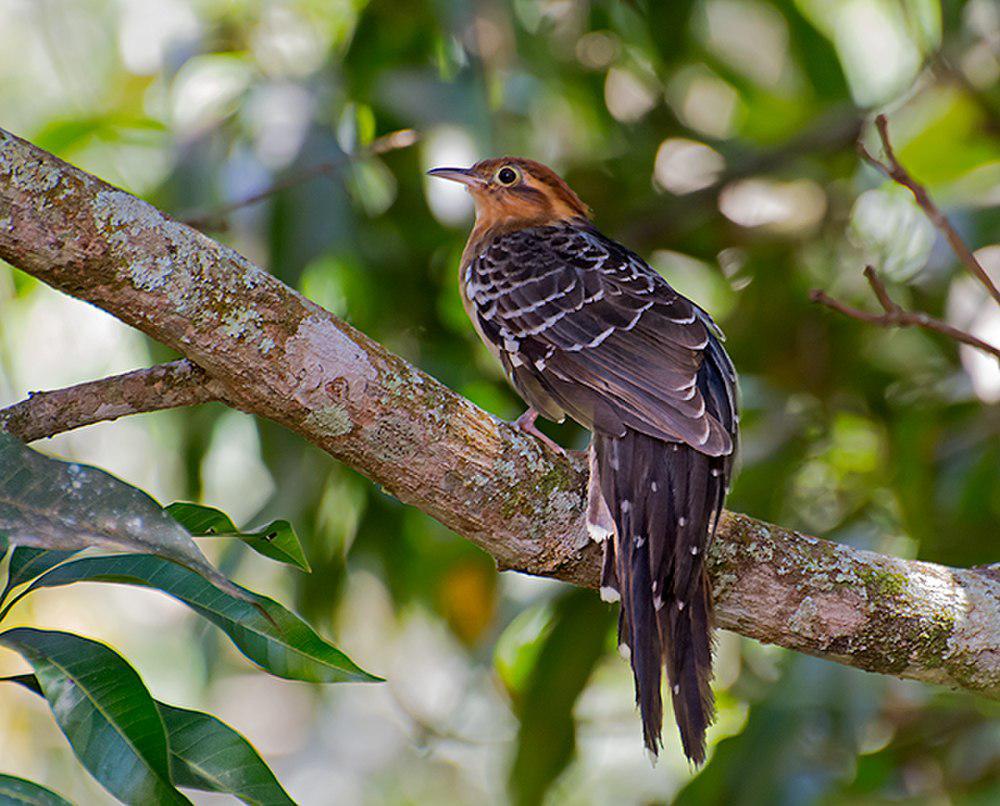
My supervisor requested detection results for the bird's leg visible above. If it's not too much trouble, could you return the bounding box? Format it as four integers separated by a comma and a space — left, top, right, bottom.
513, 407, 566, 456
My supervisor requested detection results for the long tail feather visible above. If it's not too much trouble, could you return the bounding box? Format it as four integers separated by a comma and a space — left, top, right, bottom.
589, 430, 725, 764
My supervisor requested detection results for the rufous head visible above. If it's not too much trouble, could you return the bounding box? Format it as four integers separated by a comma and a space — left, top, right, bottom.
428, 157, 590, 231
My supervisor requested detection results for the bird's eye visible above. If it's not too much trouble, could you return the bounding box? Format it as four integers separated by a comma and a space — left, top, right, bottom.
496, 166, 519, 185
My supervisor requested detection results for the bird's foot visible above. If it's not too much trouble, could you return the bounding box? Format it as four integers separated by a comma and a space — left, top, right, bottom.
514, 408, 566, 456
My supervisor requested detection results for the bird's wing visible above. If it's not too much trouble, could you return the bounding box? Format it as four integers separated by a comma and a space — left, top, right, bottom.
467, 224, 737, 455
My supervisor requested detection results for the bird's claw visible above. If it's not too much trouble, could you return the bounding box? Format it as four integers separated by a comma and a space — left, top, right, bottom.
514, 408, 566, 456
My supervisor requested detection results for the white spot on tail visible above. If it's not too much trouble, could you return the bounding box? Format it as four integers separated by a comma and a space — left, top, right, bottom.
711, 468, 721, 477
654, 595, 664, 610
678, 517, 688, 527
618, 643, 631, 661
677, 601, 685, 611
587, 521, 612, 543
621, 499, 631, 513
600, 586, 620, 603
691, 546, 699, 555
673, 684, 680, 694
635, 535, 645, 548
650, 481, 658, 492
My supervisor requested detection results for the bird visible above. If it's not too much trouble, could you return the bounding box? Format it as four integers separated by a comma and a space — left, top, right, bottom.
429, 157, 738, 765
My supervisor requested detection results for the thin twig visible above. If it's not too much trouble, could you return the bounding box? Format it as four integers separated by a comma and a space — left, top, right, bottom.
810, 268, 1000, 360
0, 360, 227, 442
858, 114, 1000, 305
181, 128, 419, 230
813, 116, 1000, 359
863, 266, 900, 314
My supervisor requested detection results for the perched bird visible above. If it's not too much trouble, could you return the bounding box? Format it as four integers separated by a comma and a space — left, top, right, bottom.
429, 158, 738, 764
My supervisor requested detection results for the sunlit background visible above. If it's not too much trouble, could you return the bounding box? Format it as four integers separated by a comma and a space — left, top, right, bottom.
0, 0, 998, 803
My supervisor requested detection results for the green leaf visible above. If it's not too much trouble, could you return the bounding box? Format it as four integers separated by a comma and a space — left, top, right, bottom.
1, 547, 79, 605
166, 502, 311, 572
0, 773, 73, 806
159, 703, 295, 805
0, 628, 189, 805
0, 432, 250, 603
4, 675, 294, 806
22, 554, 380, 683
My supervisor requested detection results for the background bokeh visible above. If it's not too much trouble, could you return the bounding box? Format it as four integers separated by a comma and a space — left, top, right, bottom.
0, 0, 998, 804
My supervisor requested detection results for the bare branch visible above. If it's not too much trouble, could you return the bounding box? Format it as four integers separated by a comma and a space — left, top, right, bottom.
864, 265, 901, 314
1, 126, 997, 698
810, 268, 1000, 360
859, 114, 1000, 305
181, 128, 419, 230
813, 115, 1000, 358
0, 359, 227, 442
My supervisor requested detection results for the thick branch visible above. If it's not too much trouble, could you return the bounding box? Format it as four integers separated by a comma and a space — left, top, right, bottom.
1, 127, 997, 698
0, 359, 226, 442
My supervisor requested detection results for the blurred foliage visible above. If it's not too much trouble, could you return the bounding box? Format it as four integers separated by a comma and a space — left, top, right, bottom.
0, 0, 998, 804
508, 589, 615, 806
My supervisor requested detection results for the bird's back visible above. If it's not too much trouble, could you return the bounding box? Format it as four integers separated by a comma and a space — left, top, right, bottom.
462, 222, 737, 453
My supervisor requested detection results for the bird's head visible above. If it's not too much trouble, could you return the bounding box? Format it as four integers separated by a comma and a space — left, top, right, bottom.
428, 157, 590, 232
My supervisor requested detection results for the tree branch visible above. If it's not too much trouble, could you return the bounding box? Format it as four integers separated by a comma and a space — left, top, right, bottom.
0, 359, 226, 442
812, 115, 1000, 359
859, 114, 1000, 305
1, 126, 997, 699
810, 268, 1000, 360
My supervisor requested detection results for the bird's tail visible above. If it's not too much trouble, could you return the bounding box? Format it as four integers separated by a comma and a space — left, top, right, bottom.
590, 429, 726, 765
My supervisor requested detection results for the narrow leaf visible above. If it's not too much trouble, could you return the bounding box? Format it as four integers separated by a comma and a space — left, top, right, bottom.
166, 502, 311, 572
1, 547, 79, 604
0, 432, 249, 602
159, 703, 295, 805
4, 675, 294, 806
23, 554, 379, 683
0, 628, 189, 805
0, 774, 73, 806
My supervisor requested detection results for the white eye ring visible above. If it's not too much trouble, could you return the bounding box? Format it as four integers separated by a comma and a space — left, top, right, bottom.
495, 166, 520, 186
